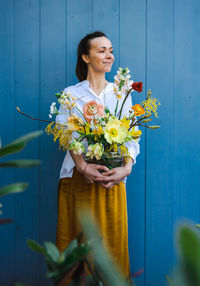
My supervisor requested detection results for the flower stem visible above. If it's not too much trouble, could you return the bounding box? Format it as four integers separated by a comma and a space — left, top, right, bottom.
118, 88, 132, 119
75, 106, 86, 121
16, 107, 51, 123
114, 100, 119, 116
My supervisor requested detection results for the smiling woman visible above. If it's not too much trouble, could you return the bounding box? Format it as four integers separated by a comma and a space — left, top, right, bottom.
55, 31, 140, 281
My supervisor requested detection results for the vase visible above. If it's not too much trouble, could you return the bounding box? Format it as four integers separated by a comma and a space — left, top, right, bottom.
83, 152, 123, 170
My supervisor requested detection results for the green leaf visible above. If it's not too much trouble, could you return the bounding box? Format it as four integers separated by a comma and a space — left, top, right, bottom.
0, 130, 43, 158
44, 242, 60, 263
27, 239, 46, 254
0, 142, 25, 158
79, 211, 129, 286
0, 182, 28, 198
0, 159, 41, 168
11, 130, 43, 145
46, 270, 60, 278
178, 225, 200, 285
104, 106, 110, 114
61, 237, 78, 260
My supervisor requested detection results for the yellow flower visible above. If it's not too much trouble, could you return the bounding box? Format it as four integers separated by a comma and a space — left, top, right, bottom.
116, 94, 122, 99
105, 118, 127, 144
142, 97, 160, 118
128, 126, 142, 141
120, 117, 130, 129
84, 122, 91, 135
45, 122, 72, 151
67, 114, 84, 132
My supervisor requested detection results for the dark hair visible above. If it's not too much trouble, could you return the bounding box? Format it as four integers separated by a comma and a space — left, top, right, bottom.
76, 31, 107, 82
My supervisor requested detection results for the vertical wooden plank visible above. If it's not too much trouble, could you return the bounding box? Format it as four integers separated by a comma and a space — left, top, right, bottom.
93, 0, 119, 78
39, 0, 66, 285
173, 0, 200, 229
120, 1, 146, 284
0, 1, 15, 284
67, 0, 93, 84
14, 0, 40, 284
146, 0, 174, 285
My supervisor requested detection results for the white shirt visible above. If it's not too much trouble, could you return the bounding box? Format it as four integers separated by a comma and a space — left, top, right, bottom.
56, 80, 140, 183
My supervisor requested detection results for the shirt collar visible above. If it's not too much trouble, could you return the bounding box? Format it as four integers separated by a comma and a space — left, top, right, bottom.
76, 80, 113, 90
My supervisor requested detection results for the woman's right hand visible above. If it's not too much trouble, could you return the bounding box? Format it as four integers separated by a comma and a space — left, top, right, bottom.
80, 162, 109, 184
69, 150, 109, 184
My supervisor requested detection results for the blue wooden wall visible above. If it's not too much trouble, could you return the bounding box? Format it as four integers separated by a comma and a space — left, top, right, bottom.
0, 0, 200, 285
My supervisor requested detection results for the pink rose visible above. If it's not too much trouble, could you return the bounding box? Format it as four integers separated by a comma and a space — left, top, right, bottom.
83, 100, 104, 122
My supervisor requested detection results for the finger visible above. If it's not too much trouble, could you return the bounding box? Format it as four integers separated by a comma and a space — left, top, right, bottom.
96, 174, 116, 182
104, 182, 114, 190
96, 165, 110, 172
95, 176, 112, 182
101, 169, 115, 176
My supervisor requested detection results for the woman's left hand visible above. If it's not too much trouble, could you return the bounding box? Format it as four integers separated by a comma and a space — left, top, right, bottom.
96, 159, 133, 189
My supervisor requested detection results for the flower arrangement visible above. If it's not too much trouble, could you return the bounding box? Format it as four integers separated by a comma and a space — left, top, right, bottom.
45, 67, 160, 169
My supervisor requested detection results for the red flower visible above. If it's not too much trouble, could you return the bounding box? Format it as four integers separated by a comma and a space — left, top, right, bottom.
131, 82, 143, 93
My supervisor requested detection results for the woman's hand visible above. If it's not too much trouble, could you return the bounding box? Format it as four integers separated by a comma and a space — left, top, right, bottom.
96, 159, 133, 189
82, 163, 110, 184
70, 150, 109, 184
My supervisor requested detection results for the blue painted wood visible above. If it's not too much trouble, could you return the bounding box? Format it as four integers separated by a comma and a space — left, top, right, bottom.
0, 1, 15, 284
120, 1, 146, 285
14, 0, 40, 284
39, 0, 66, 285
93, 0, 120, 77
66, 0, 93, 85
1, 0, 200, 285
173, 0, 200, 262
145, 0, 174, 285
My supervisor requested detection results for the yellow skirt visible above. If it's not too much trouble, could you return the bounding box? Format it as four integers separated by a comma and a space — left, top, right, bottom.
56, 168, 130, 278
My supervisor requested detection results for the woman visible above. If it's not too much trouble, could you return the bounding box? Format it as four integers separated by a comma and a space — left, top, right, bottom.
56, 31, 140, 278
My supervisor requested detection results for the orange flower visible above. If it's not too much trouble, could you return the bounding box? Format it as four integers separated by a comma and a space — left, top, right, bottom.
83, 100, 104, 122
131, 104, 145, 116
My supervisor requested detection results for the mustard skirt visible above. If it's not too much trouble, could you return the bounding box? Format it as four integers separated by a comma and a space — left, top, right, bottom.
56, 168, 130, 278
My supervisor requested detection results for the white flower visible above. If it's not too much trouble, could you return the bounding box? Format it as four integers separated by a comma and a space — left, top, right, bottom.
69, 141, 85, 155
86, 143, 104, 160
49, 102, 58, 116
125, 67, 130, 73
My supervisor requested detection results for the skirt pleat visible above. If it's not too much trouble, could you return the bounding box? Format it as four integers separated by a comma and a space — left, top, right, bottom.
56, 168, 130, 278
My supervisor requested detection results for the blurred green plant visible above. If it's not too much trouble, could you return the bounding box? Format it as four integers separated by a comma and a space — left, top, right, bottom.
166, 222, 200, 286
0, 130, 42, 224
27, 211, 133, 286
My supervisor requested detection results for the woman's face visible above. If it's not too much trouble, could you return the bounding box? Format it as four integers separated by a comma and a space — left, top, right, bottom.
83, 36, 114, 73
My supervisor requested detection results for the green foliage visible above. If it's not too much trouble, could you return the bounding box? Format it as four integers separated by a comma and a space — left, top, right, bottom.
0, 159, 40, 168
167, 222, 200, 286
0, 130, 42, 221
27, 239, 46, 254
79, 211, 131, 286
27, 235, 91, 286
0, 130, 42, 158
0, 183, 28, 198
27, 212, 133, 286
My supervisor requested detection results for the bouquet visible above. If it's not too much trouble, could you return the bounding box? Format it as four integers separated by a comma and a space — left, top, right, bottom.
44, 67, 160, 169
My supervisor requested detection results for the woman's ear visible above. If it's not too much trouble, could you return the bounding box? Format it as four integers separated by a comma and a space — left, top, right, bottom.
82, 54, 90, 64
